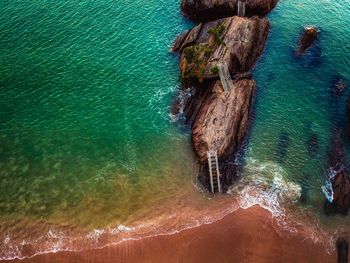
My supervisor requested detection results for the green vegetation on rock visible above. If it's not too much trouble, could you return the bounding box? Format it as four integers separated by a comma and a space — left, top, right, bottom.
208, 24, 225, 46
211, 65, 219, 75
181, 24, 225, 82
182, 44, 213, 81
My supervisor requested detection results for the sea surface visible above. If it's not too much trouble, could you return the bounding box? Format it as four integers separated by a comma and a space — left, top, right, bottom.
0, 0, 349, 260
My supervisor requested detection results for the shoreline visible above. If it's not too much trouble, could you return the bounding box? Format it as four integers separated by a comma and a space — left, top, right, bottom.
4, 205, 335, 263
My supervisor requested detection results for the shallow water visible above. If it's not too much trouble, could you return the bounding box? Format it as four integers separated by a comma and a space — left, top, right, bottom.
0, 0, 350, 260
249, 0, 350, 227
0, 0, 199, 258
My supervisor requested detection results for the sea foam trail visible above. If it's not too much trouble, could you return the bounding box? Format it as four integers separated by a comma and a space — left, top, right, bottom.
0, 159, 335, 260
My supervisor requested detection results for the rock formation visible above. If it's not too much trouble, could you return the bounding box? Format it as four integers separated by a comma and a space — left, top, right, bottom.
323, 78, 350, 215
297, 27, 318, 54
181, 0, 278, 21
324, 132, 350, 215
172, 1, 276, 191
192, 79, 255, 163
174, 16, 269, 80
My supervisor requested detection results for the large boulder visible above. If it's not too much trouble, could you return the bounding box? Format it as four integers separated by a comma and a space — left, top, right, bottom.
173, 16, 269, 81
192, 79, 255, 163
297, 27, 318, 54
325, 136, 350, 215
329, 169, 350, 215
181, 0, 278, 21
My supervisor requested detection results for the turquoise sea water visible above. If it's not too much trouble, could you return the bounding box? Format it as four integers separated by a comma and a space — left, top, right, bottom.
0, 0, 197, 258
0, 0, 349, 259
249, 0, 350, 222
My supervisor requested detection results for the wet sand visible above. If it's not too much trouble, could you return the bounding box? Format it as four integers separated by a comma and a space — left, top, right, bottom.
5, 205, 335, 263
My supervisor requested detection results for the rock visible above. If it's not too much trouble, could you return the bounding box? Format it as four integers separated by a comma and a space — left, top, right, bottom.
330, 168, 350, 215
192, 79, 255, 163
327, 135, 346, 168
171, 97, 181, 116
336, 79, 347, 95
306, 133, 319, 156
220, 161, 239, 189
183, 81, 214, 125
173, 24, 203, 53
173, 6, 272, 191
348, 96, 350, 135
337, 238, 349, 263
329, 75, 347, 99
172, 30, 190, 52
298, 27, 318, 54
181, 0, 278, 21
178, 16, 269, 81
325, 136, 350, 215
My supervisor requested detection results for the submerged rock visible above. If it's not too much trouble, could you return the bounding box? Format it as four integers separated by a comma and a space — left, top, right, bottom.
329, 75, 347, 98
276, 131, 290, 163
297, 27, 318, 54
306, 133, 319, 156
336, 79, 347, 95
181, 0, 278, 21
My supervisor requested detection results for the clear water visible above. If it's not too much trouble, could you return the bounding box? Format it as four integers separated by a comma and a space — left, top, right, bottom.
0, 0, 197, 257
249, 0, 350, 222
0, 0, 350, 259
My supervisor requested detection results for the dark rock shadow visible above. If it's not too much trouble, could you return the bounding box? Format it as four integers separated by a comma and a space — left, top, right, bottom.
275, 131, 290, 164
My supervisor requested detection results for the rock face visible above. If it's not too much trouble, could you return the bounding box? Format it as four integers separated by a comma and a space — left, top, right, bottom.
333, 169, 350, 215
173, 16, 268, 164
326, 168, 350, 215
325, 135, 350, 215
181, 0, 278, 21
192, 79, 255, 163
348, 96, 350, 135
298, 27, 318, 54
173, 16, 270, 80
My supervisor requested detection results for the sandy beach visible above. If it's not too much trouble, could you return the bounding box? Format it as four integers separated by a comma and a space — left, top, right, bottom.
5, 205, 335, 263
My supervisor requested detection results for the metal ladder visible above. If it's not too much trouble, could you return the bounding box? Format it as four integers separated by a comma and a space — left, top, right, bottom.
207, 151, 222, 193
237, 0, 246, 17
218, 62, 233, 92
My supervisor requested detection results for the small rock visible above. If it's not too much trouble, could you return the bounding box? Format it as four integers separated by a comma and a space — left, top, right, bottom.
336, 238, 349, 263
298, 27, 318, 54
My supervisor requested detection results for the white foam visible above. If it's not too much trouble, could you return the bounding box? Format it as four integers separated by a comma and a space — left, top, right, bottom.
168, 87, 191, 123
0, 158, 335, 261
110, 225, 134, 235
227, 158, 302, 231
87, 229, 105, 242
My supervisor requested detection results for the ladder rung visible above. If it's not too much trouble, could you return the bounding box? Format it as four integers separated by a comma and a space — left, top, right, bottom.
207, 150, 221, 193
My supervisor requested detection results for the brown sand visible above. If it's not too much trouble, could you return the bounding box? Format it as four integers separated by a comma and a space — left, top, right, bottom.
5, 205, 335, 263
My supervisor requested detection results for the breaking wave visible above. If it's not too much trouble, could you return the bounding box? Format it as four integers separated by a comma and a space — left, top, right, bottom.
0, 158, 335, 260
